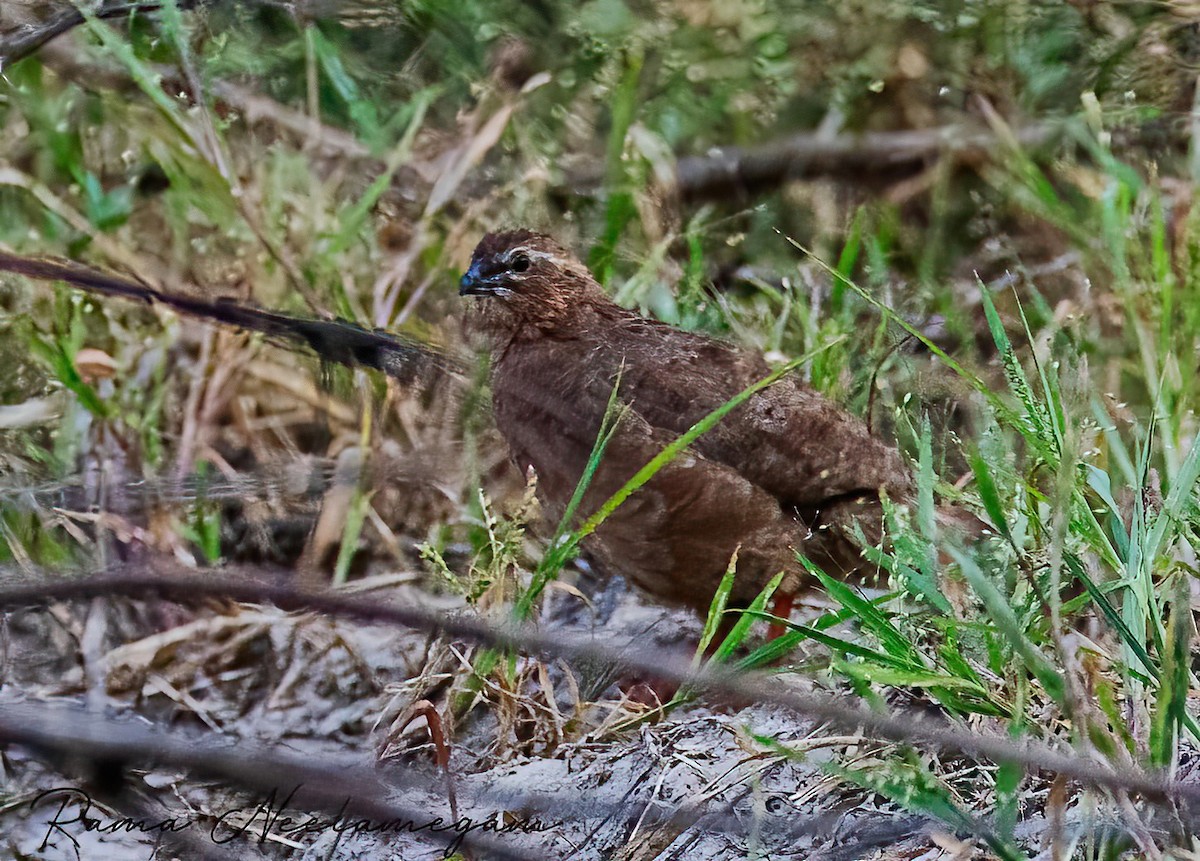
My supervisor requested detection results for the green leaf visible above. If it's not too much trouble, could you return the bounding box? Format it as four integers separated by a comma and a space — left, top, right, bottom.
81, 172, 133, 231
308, 25, 382, 146
834, 661, 989, 693
978, 280, 1055, 460
29, 333, 109, 419
696, 548, 739, 664
809, 565, 925, 669
739, 616, 913, 670
968, 446, 1012, 542
831, 755, 1029, 861
952, 548, 1066, 706
332, 488, 371, 586
916, 414, 936, 540
1149, 580, 1191, 768
1069, 554, 1158, 683
994, 759, 1022, 840
589, 49, 643, 284
831, 209, 863, 313
710, 571, 783, 664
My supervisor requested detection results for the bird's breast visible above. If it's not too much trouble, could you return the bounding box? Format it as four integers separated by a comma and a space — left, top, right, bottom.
490, 342, 614, 509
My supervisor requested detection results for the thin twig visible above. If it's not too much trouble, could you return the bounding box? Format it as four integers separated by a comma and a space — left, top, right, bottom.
566, 122, 1065, 202
0, 251, 460, 384
0, 566, 1196, 813
0, 1, 207, 69
0, 697, 889, 856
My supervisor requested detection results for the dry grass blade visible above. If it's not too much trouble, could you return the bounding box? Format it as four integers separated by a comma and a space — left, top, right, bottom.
390, 698, 458, 820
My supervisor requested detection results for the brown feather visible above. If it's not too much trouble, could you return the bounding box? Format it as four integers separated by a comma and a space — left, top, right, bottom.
462, 230, 918, 617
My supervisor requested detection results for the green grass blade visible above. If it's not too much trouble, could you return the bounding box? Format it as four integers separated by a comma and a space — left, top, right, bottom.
739, 614, 921, 670
834, 661, 989, 694
978, 279, 1054, 460
1072, 558, 1158, 678
1145, 430, 1200, 565
1149, 580, 1190, 768
568, 338, 847, 550
968, 446, 1012, 543
831, 756, 1029, 861
514, 373, 628, 620
695, 548, 739, 666
951, 548, 1066, 706
710, 571, 784, 664
916, 414, 937, 540
783, 234, 1018, 425
809, 565, 925, 669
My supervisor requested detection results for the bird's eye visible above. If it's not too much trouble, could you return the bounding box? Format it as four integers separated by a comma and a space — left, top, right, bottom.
510, 253, 531, 273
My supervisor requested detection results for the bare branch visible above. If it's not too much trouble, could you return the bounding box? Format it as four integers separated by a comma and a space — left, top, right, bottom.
0, 700, 542, 861
0, 1, 212, 69
567, 123, 1065, 203
0, 695, 903, 857
0, 251, 460, 385
0, 565, 1197, 816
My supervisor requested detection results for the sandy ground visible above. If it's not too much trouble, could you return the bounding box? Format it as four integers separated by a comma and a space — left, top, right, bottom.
0, 569, 966, 861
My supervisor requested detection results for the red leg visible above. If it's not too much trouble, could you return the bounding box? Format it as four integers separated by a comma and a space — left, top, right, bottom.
766, 591, 795, 641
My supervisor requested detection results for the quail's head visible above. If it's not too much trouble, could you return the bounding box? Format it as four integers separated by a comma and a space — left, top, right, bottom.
459, 230, 600, 342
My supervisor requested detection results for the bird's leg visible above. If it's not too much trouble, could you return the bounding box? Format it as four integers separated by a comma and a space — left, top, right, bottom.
620, 616, 733, 708
623, 596, 796, 708
766, 591, 795, 641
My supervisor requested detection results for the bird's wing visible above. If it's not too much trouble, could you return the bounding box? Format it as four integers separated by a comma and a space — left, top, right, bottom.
590, 315, 913, 511
489, 338, 807, 612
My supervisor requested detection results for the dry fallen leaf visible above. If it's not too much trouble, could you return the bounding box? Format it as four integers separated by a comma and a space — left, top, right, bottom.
74, 347, 117, 382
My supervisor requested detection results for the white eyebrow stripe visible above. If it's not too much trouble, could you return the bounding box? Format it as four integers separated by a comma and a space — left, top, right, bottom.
504, 247, 567, 267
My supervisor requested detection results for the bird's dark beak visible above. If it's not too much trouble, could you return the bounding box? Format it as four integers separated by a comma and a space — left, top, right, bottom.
459, 269, 498, 297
